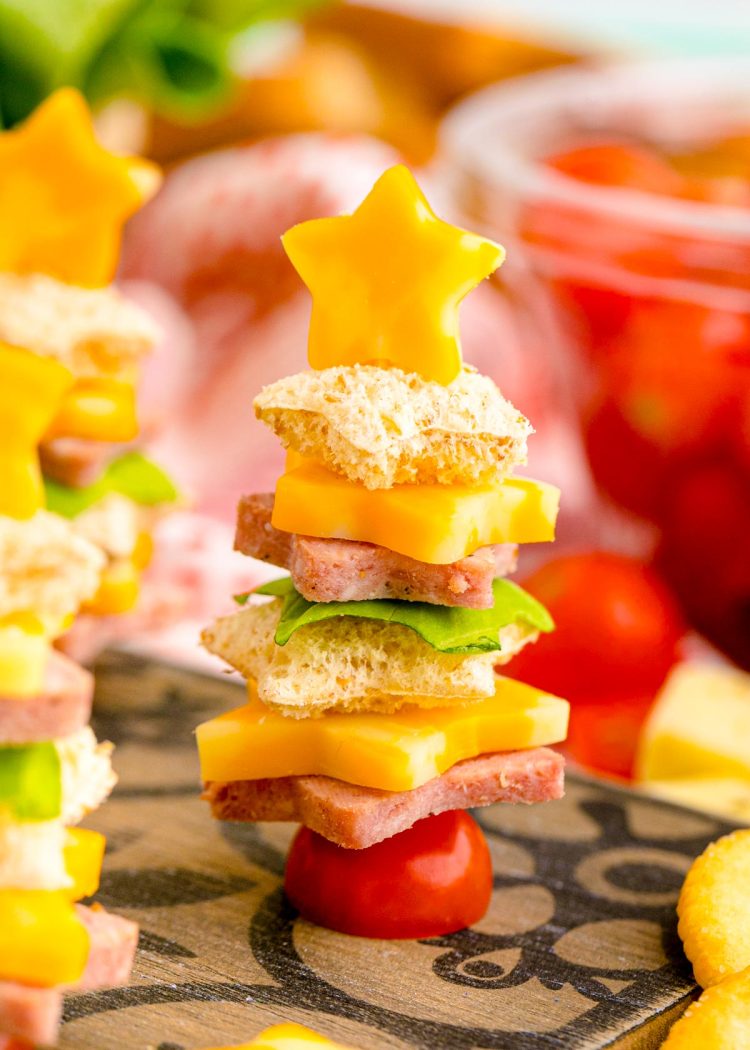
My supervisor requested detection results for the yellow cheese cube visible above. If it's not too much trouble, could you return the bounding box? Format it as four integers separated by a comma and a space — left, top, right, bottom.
200, 1022, 357, 1048
0, 890, 89, 986
636, 663, 750, 783
197, 676, 569, 792
0, 615, 49, 698
641, 778, 750, 826
64, 828, 106, 901
272, 460, 559, 564
84, 558, 140, 616
132, 530, 154, 571
46, 377, 138, 443
0, 342, 74, 519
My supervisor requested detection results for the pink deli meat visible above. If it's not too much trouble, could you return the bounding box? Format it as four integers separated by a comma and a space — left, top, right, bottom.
74, 905, 139, 990
0, 905, 137, 1045
0, 651, 93, 744
0, 982, 61, 1047
204, 747, 565, 849
234, 493, 518, 608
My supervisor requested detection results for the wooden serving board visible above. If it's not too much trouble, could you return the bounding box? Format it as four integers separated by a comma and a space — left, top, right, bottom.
61, 652, 732, 1050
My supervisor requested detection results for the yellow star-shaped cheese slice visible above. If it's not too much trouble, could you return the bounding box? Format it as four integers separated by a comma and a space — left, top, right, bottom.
282, 164, 505, 385
0, 88, 161, 287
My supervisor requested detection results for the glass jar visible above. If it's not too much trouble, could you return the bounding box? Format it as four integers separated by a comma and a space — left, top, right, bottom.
442, 57, 750, 665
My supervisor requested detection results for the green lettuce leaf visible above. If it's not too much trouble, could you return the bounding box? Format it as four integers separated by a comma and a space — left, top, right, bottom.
242, 576, 554, 652
0, 742, 61, 822
45, 451, 179, 519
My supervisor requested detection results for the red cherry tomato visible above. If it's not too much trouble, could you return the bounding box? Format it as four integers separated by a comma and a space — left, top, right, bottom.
545, 142, 687, 196
552, 278, 636, 353
736, 386, 750, 477
584, 303, 749, 519
284, 810, 492, 939
508, 552, 685, 700
658, 461, 750, 670
584, 395, 669, 521
607, 304, 745, 455
565, 693, 655, 781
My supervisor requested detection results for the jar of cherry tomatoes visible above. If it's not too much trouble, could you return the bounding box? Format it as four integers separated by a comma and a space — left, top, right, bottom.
442, 57, 750, 667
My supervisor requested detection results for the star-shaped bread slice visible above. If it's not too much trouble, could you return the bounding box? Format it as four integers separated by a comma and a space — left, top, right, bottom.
282, 164, 505, 385
0, 88, 160, 287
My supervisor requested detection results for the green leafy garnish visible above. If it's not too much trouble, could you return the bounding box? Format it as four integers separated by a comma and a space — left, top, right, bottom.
0, 742, 61, 822
0, 0, 328, 126
239, 576, 554, 652
45, 451, 179, 519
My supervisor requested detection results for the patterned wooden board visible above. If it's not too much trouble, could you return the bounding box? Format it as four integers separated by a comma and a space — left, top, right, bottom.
61, 652, 733, 1050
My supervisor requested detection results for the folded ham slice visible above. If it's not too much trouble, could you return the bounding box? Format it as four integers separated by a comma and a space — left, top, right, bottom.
0, 652, 93, 745
0, 904, 137, 1046
204, 747, 564, 849
235, 493, 518, 608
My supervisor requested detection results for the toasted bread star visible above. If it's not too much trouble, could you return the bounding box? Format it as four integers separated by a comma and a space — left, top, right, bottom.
0, 88, 161, 287
282, 165, 504, 385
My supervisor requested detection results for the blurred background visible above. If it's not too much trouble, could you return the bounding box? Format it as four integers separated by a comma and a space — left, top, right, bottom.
8, 0, 749, 811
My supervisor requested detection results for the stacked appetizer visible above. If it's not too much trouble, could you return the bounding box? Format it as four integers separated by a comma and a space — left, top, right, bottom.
0, 88, 161, 1046
197, 166, 569, 937
0, 89, 177, 655
0, 511, 138, 1047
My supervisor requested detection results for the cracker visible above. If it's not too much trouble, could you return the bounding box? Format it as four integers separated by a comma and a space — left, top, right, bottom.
662, 967, 750, 1048
678, 829, 750, 987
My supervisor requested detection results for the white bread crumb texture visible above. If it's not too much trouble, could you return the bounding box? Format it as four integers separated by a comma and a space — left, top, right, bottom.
254, 364, 532, 489
0, 817, 70, 891
0, 272, 158, 378
57, 726, 117, 825
201, 598, 538, 716
0, 511, 105, 624
0, 727, 115, 890
73, 493, 141, 561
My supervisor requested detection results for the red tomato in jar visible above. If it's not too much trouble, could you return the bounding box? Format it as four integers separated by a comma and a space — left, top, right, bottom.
736, 386, 750, 478
545, 142, 688, 196
507, 552, 685, 700
552, 279, 636, 354
284, 810, 492, 939
605, 303, 746, 457
584, 394, 669, 521
584, 302, 749, 520
658, 461, 750, 670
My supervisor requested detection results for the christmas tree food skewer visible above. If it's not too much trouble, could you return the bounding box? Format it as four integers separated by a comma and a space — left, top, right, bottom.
0, 89, 166, 1045
197, 166, 568, 938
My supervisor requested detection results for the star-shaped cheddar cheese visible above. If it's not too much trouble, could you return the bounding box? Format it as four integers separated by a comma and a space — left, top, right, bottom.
282, 164, 505, 385
0, 88, 161, 287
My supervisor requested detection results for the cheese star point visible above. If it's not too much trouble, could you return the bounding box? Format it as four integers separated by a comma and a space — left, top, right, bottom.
0, 88, 161, 287
282, 164, 505, 385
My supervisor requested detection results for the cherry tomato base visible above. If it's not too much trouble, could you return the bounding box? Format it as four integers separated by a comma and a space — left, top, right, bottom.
284, 810, 493, 940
